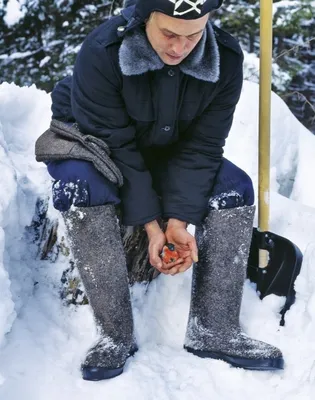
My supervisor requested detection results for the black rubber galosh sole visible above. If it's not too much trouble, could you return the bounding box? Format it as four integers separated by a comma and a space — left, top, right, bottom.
184, 346, 284, 371
82, 345, 139, 381
82, 365, 124, 381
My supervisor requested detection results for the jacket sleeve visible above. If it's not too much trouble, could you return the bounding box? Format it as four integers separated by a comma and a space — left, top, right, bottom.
161, 55, 244, 226
71, 36, 161, 226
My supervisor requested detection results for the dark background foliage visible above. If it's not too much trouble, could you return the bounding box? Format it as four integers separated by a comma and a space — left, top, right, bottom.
0, 0, 314, 132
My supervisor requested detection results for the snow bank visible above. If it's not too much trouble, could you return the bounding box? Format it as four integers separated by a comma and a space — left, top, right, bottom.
227, 80, 315, 212
0, 83, 51, 348
0, 81, 314, 399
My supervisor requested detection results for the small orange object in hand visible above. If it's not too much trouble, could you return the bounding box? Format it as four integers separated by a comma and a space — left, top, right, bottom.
160, 243, 179, 264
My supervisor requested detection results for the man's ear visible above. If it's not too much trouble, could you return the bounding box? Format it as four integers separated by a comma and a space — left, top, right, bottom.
145, 11, 155, 25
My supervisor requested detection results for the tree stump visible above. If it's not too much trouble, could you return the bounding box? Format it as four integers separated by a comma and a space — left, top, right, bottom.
31, 197, 161, 304
120, 224, 160, 284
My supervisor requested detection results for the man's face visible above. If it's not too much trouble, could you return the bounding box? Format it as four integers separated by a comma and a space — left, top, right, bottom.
145, 12, 209, 66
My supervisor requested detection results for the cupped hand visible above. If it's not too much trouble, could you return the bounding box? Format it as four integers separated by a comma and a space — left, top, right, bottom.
146, 222, 183, 274
165, 220, 198, 275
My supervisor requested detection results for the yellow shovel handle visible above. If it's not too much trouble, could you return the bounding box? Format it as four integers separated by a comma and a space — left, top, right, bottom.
259, 0, 273, 267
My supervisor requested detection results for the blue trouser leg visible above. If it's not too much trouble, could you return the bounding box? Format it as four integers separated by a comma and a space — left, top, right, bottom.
209, 158, 254, 210
48, 160, 121, 212
48, 158, 254, 215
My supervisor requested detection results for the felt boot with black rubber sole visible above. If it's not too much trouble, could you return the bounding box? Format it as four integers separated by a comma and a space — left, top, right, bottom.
63, 205, 136, 381
184, 206, 284, 371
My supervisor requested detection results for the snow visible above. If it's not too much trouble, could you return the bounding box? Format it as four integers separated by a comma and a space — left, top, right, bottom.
3, 0, 25, 26
39, 56, 51, 68
0, 51, 35, 60
0, 80, 315, 399
273, 1, 300, 14
243, 50, 291, 92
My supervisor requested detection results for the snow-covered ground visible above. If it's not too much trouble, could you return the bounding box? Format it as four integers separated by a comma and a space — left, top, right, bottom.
0, 80, 315, 399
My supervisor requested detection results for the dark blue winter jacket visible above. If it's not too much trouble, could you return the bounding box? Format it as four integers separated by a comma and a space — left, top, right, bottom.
51, 6, 243, 226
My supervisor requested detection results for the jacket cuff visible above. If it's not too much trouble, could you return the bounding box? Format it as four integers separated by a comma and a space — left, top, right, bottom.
121, 212, 162, 226
120, 185, 162, 226
163, 209, 206, 227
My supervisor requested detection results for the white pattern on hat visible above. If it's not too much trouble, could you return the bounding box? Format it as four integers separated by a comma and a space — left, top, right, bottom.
168, 0, 207, 16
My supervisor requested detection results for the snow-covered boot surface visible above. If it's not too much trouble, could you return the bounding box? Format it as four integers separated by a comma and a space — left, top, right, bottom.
63, 205, 135, 381
184, 206, 284, 370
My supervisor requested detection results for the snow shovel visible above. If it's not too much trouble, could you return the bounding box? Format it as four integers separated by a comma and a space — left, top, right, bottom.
246, 0, 303, 326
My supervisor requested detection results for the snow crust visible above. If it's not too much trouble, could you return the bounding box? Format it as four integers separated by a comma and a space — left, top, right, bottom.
0, 81, 315, 399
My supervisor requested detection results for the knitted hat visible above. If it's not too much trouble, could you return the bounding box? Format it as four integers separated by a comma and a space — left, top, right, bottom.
135, 0, 223, 20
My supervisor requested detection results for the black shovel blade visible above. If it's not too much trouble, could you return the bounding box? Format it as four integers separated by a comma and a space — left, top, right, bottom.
247, 228, 303, 325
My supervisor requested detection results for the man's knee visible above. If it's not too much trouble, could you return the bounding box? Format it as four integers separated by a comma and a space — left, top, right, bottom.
48, 160, 121, 211
209, 159, 254, 210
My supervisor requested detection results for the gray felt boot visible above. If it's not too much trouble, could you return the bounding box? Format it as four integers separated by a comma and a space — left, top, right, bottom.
63, 205, 136, 380
184, 206, 284, 370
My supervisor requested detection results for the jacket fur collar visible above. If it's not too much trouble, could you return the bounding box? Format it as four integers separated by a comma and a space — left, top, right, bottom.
119, 21, 220, 82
